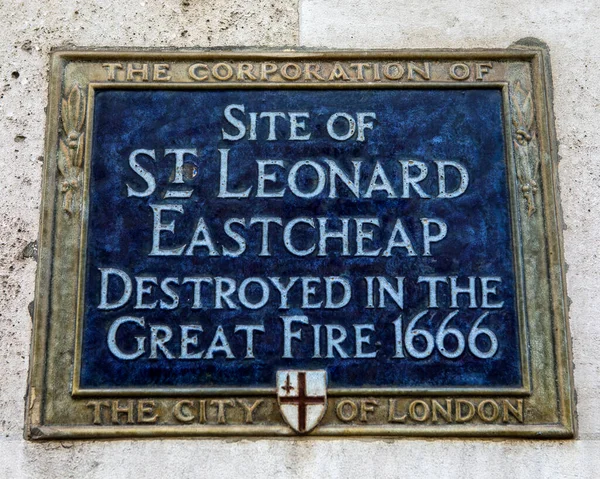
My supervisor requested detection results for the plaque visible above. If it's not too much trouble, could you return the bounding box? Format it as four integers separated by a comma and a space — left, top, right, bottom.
26, 43, 575, 439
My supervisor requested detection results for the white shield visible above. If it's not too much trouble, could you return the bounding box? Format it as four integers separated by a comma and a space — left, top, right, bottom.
277, 370, 327, 434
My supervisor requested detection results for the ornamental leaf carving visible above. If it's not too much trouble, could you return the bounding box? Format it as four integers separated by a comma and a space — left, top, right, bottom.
57, 84, 86, 215
512, 81, 539, 217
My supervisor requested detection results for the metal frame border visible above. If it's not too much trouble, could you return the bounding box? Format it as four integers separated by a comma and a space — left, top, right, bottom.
25, 44, 575, 439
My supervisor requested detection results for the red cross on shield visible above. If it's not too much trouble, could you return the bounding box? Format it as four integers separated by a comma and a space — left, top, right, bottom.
277, 370, 327, 434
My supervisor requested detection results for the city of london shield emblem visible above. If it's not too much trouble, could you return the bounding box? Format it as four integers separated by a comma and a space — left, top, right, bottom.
277, 370, 327, 433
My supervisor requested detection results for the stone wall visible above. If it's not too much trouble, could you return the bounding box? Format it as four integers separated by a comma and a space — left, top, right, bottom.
1, 0, 598, 477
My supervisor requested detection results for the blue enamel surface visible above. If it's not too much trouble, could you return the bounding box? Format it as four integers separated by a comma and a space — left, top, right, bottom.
80, 88, 521, 389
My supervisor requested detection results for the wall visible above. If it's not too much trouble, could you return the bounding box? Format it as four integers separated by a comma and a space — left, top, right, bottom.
1, 0, 598, 477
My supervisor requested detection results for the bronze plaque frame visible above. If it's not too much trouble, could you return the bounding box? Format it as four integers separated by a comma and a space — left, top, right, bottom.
26, 42, 575, 439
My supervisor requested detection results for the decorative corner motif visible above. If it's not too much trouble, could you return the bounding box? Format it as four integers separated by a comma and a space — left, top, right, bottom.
512, 81, 540, 217
58, 83, 86, 215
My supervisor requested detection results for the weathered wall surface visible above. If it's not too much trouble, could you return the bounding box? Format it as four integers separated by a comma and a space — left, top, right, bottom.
0, 0, 598, 477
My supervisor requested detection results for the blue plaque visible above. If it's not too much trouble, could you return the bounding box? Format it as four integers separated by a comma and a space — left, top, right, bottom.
79, 88, 521, 391
27, 49, 574, 438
